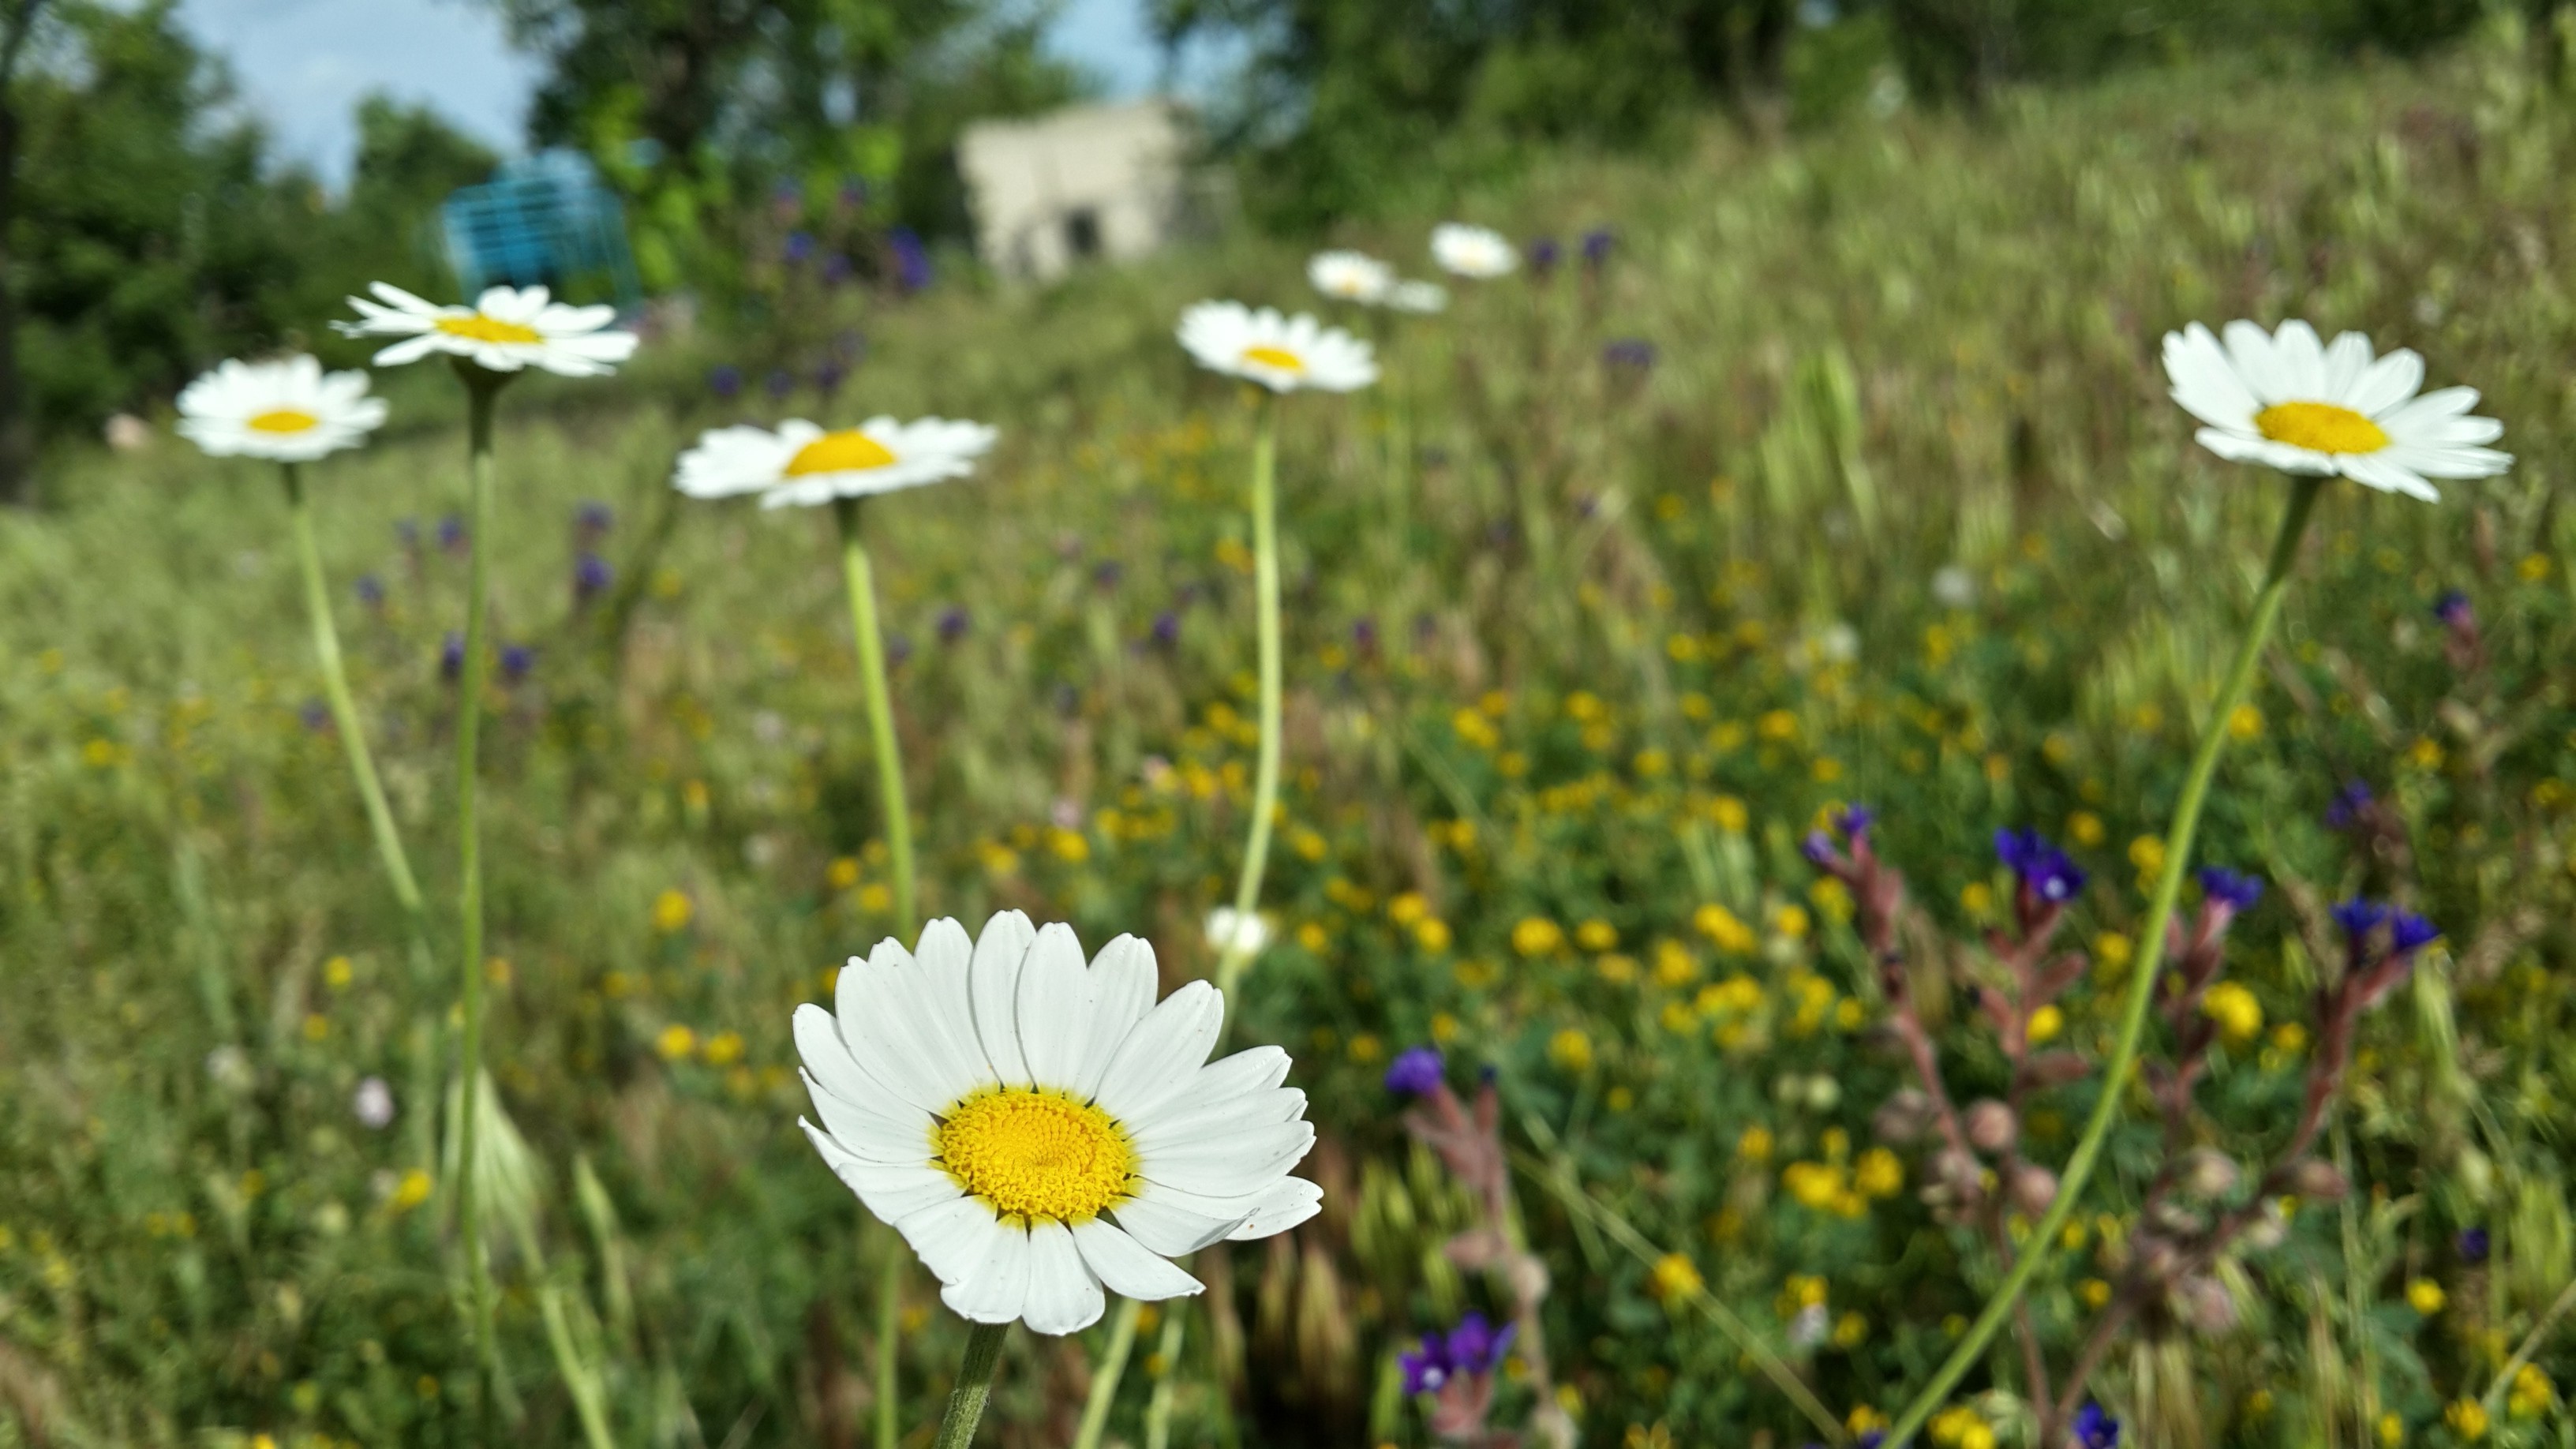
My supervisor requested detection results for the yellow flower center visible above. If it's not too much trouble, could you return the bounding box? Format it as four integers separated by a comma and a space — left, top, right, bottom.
2255, 401, 2388, 455
934, 1088, 1136, 1222
245, 409, 320, 434
784, 429, 898, 476
1241, 346, 1305, 373
434, 313, 545, 345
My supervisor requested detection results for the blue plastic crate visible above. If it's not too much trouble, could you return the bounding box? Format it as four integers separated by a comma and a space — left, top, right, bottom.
440, 149, 642, 307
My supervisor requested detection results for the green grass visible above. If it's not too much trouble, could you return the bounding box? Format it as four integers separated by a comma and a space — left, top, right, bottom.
5, 25, 2576, 1449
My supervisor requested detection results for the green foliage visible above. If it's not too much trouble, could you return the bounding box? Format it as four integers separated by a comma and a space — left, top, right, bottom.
6, 28, 2576, 1449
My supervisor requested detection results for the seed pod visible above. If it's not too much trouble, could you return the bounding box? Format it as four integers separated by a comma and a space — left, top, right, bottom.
2178, 1149, 2241, 1200
1967, 1099, 2019, 1154
2285, 1159, 2349, 1201
2008, 1163, 2059, 1216
1874, 1088, 1935, 1144
2241, 1199, 2289, 1251
2176, 1274, 2239, 1334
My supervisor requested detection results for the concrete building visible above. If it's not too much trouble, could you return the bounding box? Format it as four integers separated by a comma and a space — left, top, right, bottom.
957, 101, 1191, 282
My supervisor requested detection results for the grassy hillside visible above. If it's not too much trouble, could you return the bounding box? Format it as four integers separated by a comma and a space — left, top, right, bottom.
3, 26, 2574, 1449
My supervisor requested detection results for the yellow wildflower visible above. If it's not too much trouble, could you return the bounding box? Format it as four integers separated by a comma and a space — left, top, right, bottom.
2201, 982, 2263, 1045
1649, 1253, 1702, 1302
1548, 1028, 1594, 1072
1513, 917, 1566, 956
2406, 1278, 2446, 1316
651, 888, 694, 933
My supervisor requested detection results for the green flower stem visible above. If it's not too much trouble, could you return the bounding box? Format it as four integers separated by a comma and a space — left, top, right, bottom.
835, 497, 918, 939
279, 462, 427, 928
930, 1320, 1010, 1449
837, 496, 918, 1449
1211, 397, 1282, 1005
1141, 1305, 1187, 1449
874, 1223, 904, 1449
1070, 1294, 1143, 1449
1884, 474, 2325, 1447
453, 372, 504, 1386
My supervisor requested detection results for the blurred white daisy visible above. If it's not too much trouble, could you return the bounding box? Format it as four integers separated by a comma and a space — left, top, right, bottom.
1431, 223, 1518, 280
1178, 301, 1377, 394
1309, 250, 1394, 305
1385, 279, 1450, 315
336, 283, 638, 378
796, 912, 1321, 1335
674, 417, 998, 509
1204, 907, 1271, 957
2162, 320, 2510, 502
175, 355, 386, 462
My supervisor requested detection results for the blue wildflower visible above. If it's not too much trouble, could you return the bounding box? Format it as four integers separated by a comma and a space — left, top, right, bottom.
439, 631, 464, 680
1398, 1332, 1451, 1395
1801, 830, 1837, 867
1581, 228, 1614, 267
1528, 237, 1562, 275
436, 515, 466, 552
500, 645, 535, 683
709, 365, 744, 399
2389, 910, 2439, 956
890, 226, 933, 291
1150, 611, 1181, 647
574, 552, 613, 602
1384, 1046, 1445, 1097
2324, 779, 2373, 830
784, 230, 816, 265
1602, 339, 1657, 370
2073, 1402, 2121, 1449
1994, 827, 2087, 903
354, 574, 386, 607
2458, 1226, 2490, 1264
1835, 804, 1877, 838
575, 500, 614, 537
937, 606, 971, 642
2331, 897, 2389, 940
2196, 867, 2263, 912
2432, 590, 2473, 627
1443, 1312, 1514, 1375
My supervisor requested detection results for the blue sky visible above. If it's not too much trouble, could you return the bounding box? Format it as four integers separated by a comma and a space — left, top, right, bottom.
172, 0, 1166, 186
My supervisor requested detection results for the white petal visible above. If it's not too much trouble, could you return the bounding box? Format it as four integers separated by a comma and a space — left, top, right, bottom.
969, 910, 1037, 1087
2271, 320, 2327, 399
1109, 1193, 1248, 1256
1019, 1220, 1106, 1335
2346, 347, 2425, 416
803, 1069, 938, 1164
2163, 324, 2259, 430
1224, 1176, 1324, 1241
1139, 1121, 1315, 1197
899, 1195, 1009, 1284
1014, 923, 1095, 1089
794, 1003, 914, 1118
942, 1221, 1032, 1324
1071, 1218, 1204, 1301
372, 334, 447, 367
803, 1119, 963, 1222
1073, 936, 1158, 1101
1091, 982, 1223, 1124
2375, 386, 2480, 434
2222, 321, 2290, 404
1130, 1088, 1308, 1155
2383, 443, 2511, 480
2320, 331, 2376, 403
2338, 452, 2442, 502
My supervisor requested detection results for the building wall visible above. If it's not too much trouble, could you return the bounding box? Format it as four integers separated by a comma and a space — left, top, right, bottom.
957, 102, 1188, 282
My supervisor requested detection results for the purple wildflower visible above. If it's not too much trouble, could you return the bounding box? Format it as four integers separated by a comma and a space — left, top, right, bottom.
1582, 228, 1615, 267
890, 227, 933, 292
2073, 1403, 2121, 1449
784, 230, 816, 265
2432, 590, 2473, 626
500, 644, 535, 683
1384, 1046, 1445, 1097
937, 606, 971, 642
1834, 805, 1876, 838
1528, 237, 1561, 276
354, 574, 386, 608
1994, 827, 2087, 903
299, 699, 331, 732
1443, 1312, 1514, 1375
2324, 779, 2373, 830
886, 632, 913, 668
437, 515, 467, 553
2389, 910, 2439, 956
710, 365, 744, 399
2196, 867, 2263, 912
2331, 898, 2389, 940
816, 358, 847, 397
2458, 1227, 2490, 1264
1602, 339, 1657, 371
574, 500, 614, 539
440, 631, 464, 680
1150, 611, 1181, 647
1399, 1332, 1451, 1395
574, 552, 613, 603
1801, 830, 1837, 867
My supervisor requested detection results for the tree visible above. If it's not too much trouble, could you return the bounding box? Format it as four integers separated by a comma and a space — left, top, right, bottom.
0, 0, 53, 506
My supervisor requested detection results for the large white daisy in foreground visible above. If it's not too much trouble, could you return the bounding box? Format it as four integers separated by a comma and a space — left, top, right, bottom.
2162, 320, 2510, 501
796, 913, 1321, 1334
1431, 223, 1518, 280
336, 283, 638, 377
1309, 249, 1394, 305
675, 417, 998, 508
176, 355, 386, 462
1178, 301, 1377, 393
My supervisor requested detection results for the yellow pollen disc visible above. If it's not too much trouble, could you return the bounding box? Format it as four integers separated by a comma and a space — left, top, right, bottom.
245, 409, 320, 434
784, 429, 898, 476
2255, 401, 2388, 455
935, 1088, 1135, 1222
433, 313, 545, 345
1242, 345, 1305, 373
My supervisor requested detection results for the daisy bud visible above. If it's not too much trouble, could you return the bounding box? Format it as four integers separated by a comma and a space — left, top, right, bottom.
2007, 1163, 2059, 1217
1966, 1099, 2018, 1154
2177, 1150, 2241, 1200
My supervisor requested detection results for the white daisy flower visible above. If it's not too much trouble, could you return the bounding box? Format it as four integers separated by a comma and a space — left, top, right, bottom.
673, 417, 998, 509
174, 355, 387, 462
1431, 223, 1518, 280
335, 283, 639, 378
796, 912, 1321, 1335
1308, 250, 1395, 305
1177, 301, 1377, 394
2162, 320, 2510, 502
1385, 279, 1450, 315
1204, 907, 1271, 957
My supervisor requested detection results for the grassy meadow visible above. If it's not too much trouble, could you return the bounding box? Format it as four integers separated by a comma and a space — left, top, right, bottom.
6, 26, 2576, 1449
